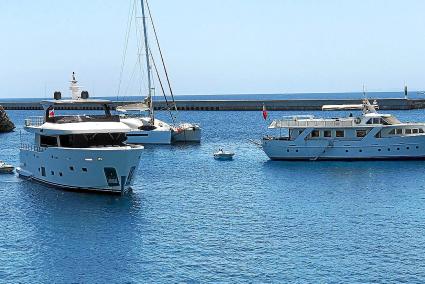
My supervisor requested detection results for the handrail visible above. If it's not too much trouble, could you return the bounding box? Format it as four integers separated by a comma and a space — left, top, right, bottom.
270, 118, 354, 128
24, 116, 45, 127
20, 143, 46, 152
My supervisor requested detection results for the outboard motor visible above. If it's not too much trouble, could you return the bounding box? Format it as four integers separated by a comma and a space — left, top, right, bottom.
53, 91, 62, 100
81, 91, 89, 99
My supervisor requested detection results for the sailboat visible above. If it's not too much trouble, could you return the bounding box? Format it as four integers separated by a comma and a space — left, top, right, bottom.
119, 0, 201, 144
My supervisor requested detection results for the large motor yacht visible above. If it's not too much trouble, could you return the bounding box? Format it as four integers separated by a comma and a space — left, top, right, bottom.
262, 99, 425, 160
17, 84, 143, 194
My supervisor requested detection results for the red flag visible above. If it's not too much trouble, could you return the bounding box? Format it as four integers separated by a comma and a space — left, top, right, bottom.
262, 104, 268, 120
49, 109, 55, 118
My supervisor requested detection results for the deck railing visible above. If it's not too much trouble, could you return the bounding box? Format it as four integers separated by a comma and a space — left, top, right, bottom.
270, 118, 355, 128
20, 143, 46, 152
24, 116, 45, 127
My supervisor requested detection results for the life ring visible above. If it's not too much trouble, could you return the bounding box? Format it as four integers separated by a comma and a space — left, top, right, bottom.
354, 117, 361, 124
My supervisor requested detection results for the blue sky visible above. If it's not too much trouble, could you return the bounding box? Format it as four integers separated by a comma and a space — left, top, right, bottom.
0, 0, 424, 98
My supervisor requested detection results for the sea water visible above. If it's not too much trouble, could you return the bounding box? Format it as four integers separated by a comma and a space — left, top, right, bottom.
1, 107, 425, 282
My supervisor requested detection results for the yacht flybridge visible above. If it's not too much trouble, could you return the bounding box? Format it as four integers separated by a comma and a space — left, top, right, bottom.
262, 99, 425, 160
117, 0, 201, 144
17, 89, 143, 194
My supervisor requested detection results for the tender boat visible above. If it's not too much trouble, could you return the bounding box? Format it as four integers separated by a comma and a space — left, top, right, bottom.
262, 99, 425, 161
0, 161, 14, 173
16, 74, 143, 194
214, 149, 235, 160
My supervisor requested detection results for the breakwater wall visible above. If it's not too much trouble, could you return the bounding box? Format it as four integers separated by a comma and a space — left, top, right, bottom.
1, 98, 425, 111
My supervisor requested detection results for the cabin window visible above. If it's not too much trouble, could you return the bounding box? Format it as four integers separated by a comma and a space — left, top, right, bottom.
420, 129, 425, 134
311, 130, 320, 138
41, 167, 46, 177
104, 167, 119, 186
413, 129, 419, 134
336, 130, 345, 138
59, 133, 126, 148
356, 130, 367, 137
125, 166, 136, 186
405, 129, 412, 134
69, 166, 74, 171
396, 129, 403, 135
40, 135, 58, 147
388, 129, 396, 135
323, 130, 331, 138
82, 168, 88, 172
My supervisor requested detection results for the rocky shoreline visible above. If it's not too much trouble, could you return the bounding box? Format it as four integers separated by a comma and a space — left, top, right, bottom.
0, 105, 15, 132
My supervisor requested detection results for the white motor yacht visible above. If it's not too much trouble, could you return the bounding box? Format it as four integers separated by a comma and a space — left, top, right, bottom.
262, 99, 425, 161
17, 83, 143, 194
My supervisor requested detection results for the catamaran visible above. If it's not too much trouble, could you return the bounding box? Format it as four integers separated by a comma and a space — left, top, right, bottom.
262, 99, 425, 160
118, 0, 201, 144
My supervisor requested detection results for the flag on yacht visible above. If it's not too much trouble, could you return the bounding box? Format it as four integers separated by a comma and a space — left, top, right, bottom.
49, 109, 55, 118
262, 104, 268, 120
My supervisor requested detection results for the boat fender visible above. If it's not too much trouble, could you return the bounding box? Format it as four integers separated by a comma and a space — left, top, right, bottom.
355, 117, 361, 124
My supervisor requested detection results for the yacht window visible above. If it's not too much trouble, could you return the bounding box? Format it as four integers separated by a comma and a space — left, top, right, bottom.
336, 130, 345, 138
366, 119, 373, 124
388, 129, 396, 135
323, 130, 331, 138
356, 130, 367, 137
396, 129, 403, 135
41, 167, 46, 177
382, 118, 391, 125
420, 129, 425, 134
405, 129, 412, 134
125, 166, 136, 186
82, 168, 88, 172
40, 135, 58, 147
413, 129, 419, 134
311, 130, 320, 138
373, 118, 381, 124
59, 133, 126, 148
104, 167, 119, 186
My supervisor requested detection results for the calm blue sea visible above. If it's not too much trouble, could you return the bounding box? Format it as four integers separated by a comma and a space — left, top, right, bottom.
1, 102, 425, 282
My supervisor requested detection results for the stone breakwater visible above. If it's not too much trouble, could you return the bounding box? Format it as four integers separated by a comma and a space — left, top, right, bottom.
0, 105, 15, 132
1, 98, 425, 111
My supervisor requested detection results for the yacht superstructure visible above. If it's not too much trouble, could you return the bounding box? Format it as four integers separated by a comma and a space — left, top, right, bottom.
17, 97, 143, 194
262, 99, 425, 160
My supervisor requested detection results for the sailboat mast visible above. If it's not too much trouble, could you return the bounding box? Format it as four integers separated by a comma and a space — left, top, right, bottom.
140, 0, 154, 122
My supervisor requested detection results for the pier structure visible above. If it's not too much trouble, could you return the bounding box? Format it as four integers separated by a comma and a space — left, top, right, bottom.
1, 98, 425, 111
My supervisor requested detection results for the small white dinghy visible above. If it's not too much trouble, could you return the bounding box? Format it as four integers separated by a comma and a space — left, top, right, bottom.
213, 149, 235, 160
0, 161, 14, 174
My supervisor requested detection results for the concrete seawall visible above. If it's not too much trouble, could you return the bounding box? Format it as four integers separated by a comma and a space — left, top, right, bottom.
1, 98, 425, 111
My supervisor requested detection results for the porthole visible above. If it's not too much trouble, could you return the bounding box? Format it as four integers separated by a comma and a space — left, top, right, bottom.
359, 149, 363, 152
69, 166, 74, 171
387, 148, 390, 151
82, 168, 88, 172
407, 147, 410, 150
345, 150, 349, 152
51, 171, 54, 175
397, 148, 400, 150
416, 146, 419, 149
295, 150, 299, 153
59, 172, 63, 177
378, 149, 381, 152
286, 149, 289, 152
